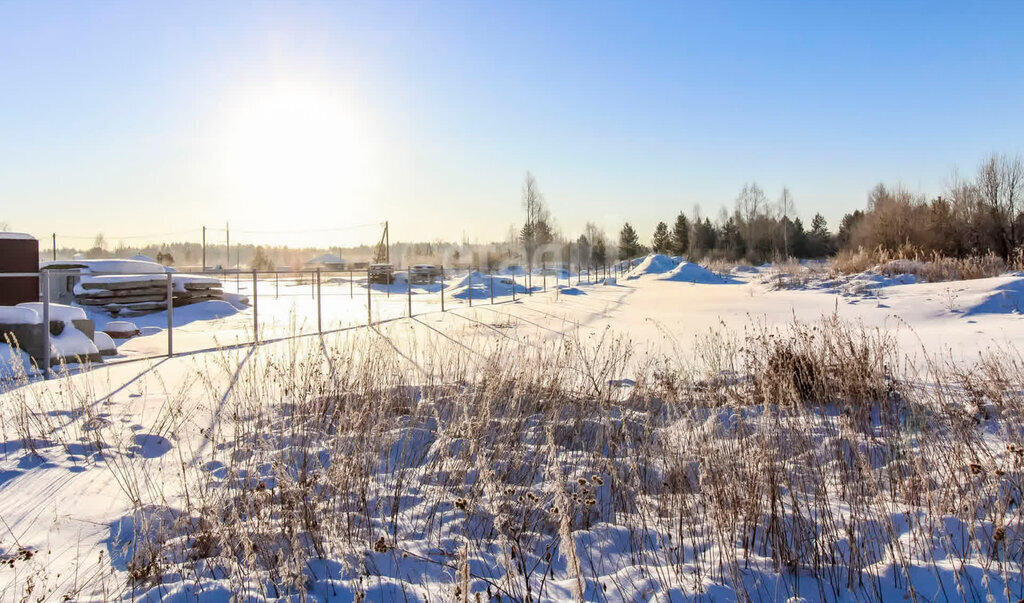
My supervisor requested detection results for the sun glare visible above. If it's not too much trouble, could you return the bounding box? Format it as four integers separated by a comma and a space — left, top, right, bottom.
220, 83, 362, 222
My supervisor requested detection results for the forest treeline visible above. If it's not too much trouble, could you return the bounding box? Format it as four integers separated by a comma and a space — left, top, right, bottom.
605, 152, 1024, 264
28, 152, 1023, 270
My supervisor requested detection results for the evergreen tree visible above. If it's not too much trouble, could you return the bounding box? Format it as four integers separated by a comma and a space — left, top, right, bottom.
618, 222, 641, 260
593, 237, 607, 265
671, 213, 690, 256
808, 213, 834, 257
651, 221, 671, 254
576, 234, 591, 268
250, 246, 274, 271
836, 210, 864, 249
791, 218, 809, 258
691, 218, 717, 258
720, 218, 746, 260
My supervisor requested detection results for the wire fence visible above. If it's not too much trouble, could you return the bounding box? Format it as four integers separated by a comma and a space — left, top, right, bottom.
1, 261, 631, 382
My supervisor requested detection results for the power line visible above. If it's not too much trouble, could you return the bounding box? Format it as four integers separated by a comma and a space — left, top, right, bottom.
215, 222, 387, 235
54, 222, 385, 241
55, 229, 203, 241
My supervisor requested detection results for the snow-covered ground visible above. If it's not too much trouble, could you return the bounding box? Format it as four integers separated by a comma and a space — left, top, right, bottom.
3, 256, 1024, 601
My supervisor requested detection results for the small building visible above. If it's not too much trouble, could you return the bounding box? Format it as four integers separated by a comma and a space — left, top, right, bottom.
0, 233, 39, 306
305, 253, 347, 271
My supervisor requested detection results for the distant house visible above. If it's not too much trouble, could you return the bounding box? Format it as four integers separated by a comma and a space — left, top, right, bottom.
305, 253, 347, 271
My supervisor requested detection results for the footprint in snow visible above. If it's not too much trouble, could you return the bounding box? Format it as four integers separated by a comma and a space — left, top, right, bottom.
131, 434, 172, 458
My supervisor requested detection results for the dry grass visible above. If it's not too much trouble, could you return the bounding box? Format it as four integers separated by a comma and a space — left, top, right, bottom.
834, 246, 1010, 281
2, 318, 1024, 601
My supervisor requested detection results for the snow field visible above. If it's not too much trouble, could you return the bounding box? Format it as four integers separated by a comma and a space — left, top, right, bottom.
3, 259, 1024, 600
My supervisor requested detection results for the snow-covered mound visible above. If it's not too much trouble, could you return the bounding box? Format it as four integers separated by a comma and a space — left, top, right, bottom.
450, 272, 527, 300
964, 277, 1024, 315
660, 261, 736, 284
624, 254, 678, 279
448, 271, 486, 290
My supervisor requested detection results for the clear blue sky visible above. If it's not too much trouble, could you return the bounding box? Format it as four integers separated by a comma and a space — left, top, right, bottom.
1, 0, 1022, 248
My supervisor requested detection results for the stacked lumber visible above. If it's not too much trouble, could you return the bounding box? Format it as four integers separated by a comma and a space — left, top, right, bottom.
74, 274, 224, 316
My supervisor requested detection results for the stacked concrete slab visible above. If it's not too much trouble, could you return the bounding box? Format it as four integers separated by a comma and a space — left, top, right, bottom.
42, 259, 225, 317
74, 274, 223, 316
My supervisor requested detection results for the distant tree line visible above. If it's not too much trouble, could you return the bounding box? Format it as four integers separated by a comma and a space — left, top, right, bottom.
41, 153, 1024, 272
615, 183, 836, 263
836, 153, 1024, 260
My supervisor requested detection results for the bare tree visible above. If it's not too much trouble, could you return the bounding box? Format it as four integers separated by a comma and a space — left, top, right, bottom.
583, 222, 604, 267
520, 172, 549, 272
736, 182, 767, 245
977, 153, 1024, 259
778, 187, 794, 258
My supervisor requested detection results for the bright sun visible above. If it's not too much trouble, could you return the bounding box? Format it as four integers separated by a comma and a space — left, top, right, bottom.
220, 82, 361, 221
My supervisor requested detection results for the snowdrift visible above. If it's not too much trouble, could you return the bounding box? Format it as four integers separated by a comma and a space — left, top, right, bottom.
449, 272, 528, 300
660, 261, 739, 284
624, 254, 678, 278
964, 277, 1024, 315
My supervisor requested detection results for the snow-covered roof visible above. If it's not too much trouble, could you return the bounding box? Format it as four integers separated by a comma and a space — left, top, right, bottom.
0, 232, 36, 241
305, 253, 345, 265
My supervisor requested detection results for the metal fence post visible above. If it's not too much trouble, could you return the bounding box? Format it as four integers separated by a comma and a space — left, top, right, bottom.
166, 272, 174, 357
367, 267, 372, 326
349, 269, 353, 299
468, 269, 472, 307
252, 271, 258, 343
41, 273, 51, 379
275, 271, 279, 299
407, 271, 412, 317
512, 272, 516, 302
440, 265, 445, 312
316, 268, 322, 334
490, 270, 494, 304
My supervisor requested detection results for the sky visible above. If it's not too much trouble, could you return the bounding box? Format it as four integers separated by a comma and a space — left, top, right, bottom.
1, 0, 1023, 249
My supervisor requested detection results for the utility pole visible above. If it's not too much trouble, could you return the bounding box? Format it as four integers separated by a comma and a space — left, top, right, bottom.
385, 221, 390, 265
202, 226, 206, 271
51, 234, 56, 261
